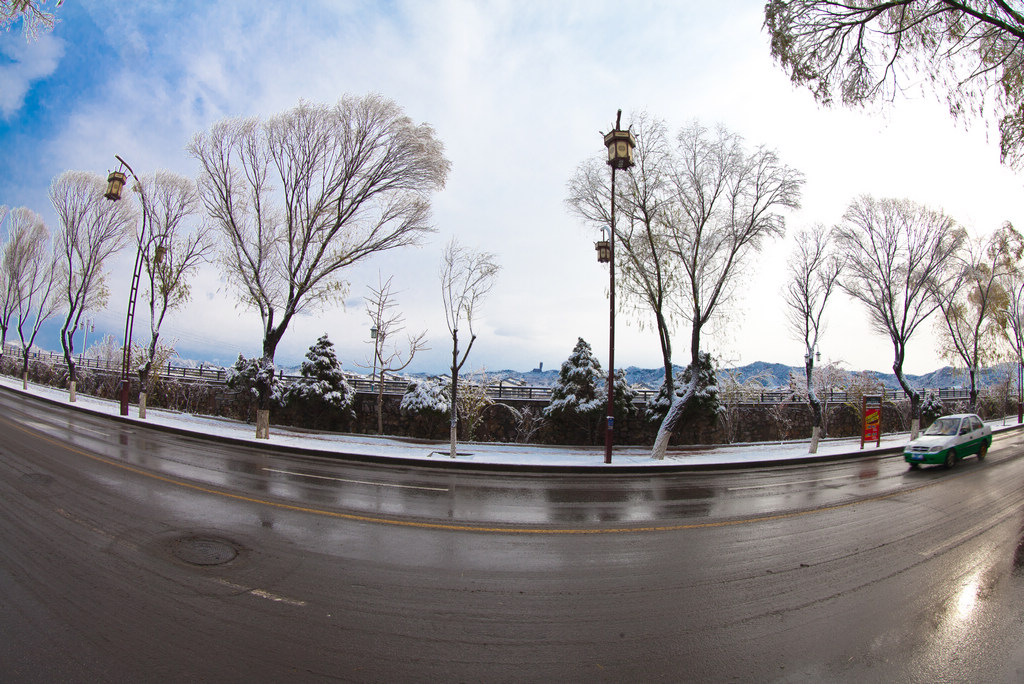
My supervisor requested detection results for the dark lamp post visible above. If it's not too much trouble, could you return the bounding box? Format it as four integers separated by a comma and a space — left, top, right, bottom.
104, 155, 161, 416
600, 109, 635, 464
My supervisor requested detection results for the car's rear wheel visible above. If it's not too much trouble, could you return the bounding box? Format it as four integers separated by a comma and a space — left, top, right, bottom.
978, 443, 988, 461
944, 450, 956, 469
909, 462, 920, 470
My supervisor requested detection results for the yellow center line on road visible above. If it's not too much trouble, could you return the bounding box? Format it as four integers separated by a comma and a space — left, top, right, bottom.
2, 413, 958, 536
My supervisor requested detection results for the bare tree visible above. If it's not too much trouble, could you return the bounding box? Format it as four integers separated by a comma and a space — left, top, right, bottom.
566, 112, 682, 394
836, 195, 966, 439
764, 1, 1024, 167
364, 274, 428, 435
441, 238, 500, 458
50, 170, 136, 401
189, 94, 450, 438
652, 122, 804, 459
134, 171, 213, 417
935, 222, 1023, 409
783, 224, 843, 452
1005, 273, 1024, 421
0, 204, 13, 359
6, 208, 58, 388
2, 0, 62, 40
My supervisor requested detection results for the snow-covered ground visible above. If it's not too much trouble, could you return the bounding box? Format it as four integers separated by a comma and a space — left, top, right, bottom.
3, 374, 1020, 468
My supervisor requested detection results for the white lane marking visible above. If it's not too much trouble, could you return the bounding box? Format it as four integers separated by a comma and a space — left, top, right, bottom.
727, 473, 858, 491
212, 578, 307, 607
262, 467, 449, 492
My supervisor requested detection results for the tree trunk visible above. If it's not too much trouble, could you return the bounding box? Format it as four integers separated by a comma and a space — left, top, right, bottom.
809, 425, 821, 454
652, 370, 698, 460
69, 380, 76, 403
806, 357, 821, 454
138, 391, 147, 419
255, 410, 270, 439
893, 356, 920, 440
450, 330, 459, 458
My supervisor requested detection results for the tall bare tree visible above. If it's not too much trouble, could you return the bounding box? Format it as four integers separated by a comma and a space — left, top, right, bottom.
1004, 274, 1024, 421
765, 1, 1024, 167
364, 274, 428, 435
652, 122, 804, 459
566, 112, 681, 394
836, 195, 966, 439
50, 170, 136, 401
783, 224, 843, 452
0, 204, 13, 359
441, 238, 500, 458
134, 171, 213, 417
935, 222, 1023, 409
6, 208, 58, 388
189, 94, 450, 438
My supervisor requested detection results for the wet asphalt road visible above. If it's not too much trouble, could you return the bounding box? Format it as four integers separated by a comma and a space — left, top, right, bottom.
4, 388, 1024, 682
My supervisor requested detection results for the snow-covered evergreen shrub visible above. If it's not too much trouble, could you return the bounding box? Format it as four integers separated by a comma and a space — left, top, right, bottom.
282, 334, 355, 428
544, 338, 604, 442
226, 354, 284, 421
400, 377, 450, 418
921, 392, 945, 427
645, 352, 720, 426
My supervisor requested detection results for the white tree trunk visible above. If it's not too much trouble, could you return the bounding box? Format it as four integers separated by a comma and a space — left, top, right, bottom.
22, 372, 28, 390
450, 420, 457, 458
910, 416, 920, 441
256, 409, 270, 439
809, 425, 820, 454
69, 380, 76, 403
138, 391, 147, 419
651, 379, 698, 460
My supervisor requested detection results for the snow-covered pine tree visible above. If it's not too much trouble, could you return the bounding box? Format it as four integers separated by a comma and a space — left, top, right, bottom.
544, 337, 604, 444
283, 334, 355, 429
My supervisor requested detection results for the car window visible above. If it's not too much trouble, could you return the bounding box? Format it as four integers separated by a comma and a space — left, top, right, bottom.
960, 421, 971, 435
926, 418, 959, 436
971, 416, 983, 431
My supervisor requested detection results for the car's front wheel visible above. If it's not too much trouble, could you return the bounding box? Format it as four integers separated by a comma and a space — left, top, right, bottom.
978, 442, 988, 461
944, 450, 956, 469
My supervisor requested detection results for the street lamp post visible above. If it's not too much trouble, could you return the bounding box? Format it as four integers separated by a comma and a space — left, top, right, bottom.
600, 110, 636, 464
103, 155, 160, 416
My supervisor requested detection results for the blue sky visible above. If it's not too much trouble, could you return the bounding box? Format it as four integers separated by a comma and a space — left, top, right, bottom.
2, 1, 1023, 376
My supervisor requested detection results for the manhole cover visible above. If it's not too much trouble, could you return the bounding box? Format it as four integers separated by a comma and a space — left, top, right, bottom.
171, 536, 238, 566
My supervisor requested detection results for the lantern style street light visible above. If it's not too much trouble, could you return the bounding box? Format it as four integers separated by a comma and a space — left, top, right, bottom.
104, 155, 164, 416
600, 110, 636, 464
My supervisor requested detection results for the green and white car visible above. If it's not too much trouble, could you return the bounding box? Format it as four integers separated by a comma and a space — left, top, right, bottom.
904, 413, 992, 469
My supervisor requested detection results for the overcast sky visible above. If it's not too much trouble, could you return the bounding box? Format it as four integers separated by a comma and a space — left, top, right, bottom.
2, 0, 1023, 377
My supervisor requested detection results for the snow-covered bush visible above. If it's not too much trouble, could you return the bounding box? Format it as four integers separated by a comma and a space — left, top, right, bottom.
226, 354, 284, 422
645, 352, 720, 427
400, 377, 450, 418
543, 338, 605, 443
281, 334, 355, 429
921, 392, 945, 427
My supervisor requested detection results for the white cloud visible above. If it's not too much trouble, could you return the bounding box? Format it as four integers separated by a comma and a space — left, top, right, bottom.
0, 32, 63, 118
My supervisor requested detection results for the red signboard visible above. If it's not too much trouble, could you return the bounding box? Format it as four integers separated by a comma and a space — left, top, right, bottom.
861, 395, 882, 449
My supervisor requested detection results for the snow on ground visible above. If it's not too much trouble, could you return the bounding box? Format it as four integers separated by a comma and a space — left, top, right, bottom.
3, 374, 1019, 468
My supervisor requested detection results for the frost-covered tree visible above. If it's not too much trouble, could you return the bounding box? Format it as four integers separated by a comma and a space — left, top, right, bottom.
135, 171, 213, 418
784, 224, 843, 452
283, 334, 355, 430
49, 170, 135, 402
837, 195, 965, 439
544, 338, 605, 444
400, 377, 450, 438
441, 239, 499, 456
8, 209, 59, 388
652, 122, 803, 459
765, 1, 1024, 167
365, 274, 427, 434
190, 94, 450, 439
934, 223, 1023, 410
2, 0, 62, 41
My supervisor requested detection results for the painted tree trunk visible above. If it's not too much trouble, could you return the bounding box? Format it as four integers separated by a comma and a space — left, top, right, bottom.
69, 380, 76, 403
138, 391, 147, 419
